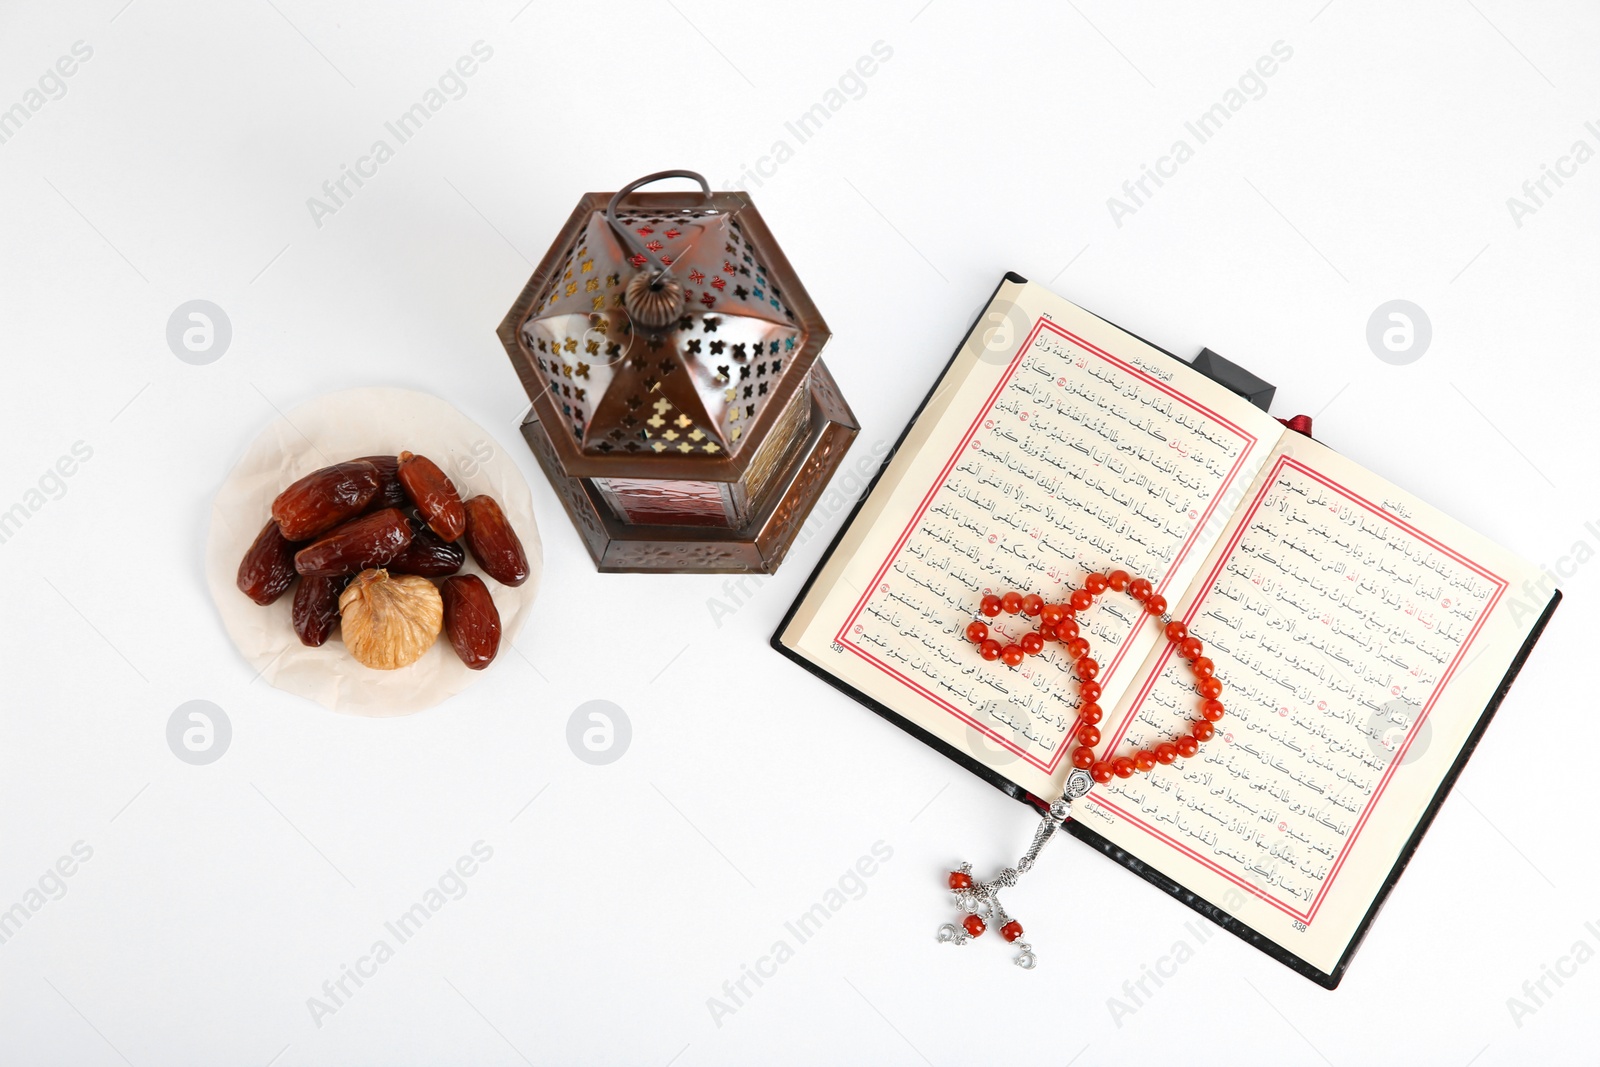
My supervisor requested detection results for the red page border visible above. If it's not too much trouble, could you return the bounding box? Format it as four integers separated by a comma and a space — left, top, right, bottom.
1088, 454, 1508, 924
832, 316, 1259, 775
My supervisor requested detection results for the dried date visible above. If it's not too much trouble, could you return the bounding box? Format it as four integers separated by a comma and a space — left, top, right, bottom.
387, 522, 465, 577
397, 451, 465, 541
292, 574, 346, 647
462, 495, 529, 587
293, 507, 413, 577
271, 460, 380, 541
355, 454, 408, 510
236, 520, 299, 605
441, 574, 500, 670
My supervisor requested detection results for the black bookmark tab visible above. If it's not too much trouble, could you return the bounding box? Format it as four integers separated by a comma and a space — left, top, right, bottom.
1192, 348, 1275, 411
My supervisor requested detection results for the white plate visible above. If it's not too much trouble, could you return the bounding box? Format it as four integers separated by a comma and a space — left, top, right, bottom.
204, 387, 542, 716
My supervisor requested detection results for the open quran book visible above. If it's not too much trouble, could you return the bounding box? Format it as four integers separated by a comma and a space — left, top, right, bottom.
774, 274, 1559, 987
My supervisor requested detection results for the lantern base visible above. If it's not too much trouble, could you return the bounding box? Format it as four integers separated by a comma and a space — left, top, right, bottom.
520, 360, 859, 574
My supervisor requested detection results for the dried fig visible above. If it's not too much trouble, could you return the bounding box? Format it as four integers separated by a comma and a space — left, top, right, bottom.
397, 451, 465, 541
271, 460, 380, 541
294, 507, 412, 577
292, 574, 345, 647
338, 569, 442, 670
441, 575, 500, 670
237, 520, 298, 605
387, 521, 465, 578
355, 455, 408, 510
462, 495, 529, 587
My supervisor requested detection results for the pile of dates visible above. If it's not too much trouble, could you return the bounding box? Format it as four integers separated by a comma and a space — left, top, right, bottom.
236, 452, 528, 671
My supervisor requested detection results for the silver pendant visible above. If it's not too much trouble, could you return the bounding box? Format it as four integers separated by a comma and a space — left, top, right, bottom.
936, 768, 1092, 969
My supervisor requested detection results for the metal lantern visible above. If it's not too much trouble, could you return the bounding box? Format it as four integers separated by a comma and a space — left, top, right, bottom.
497, 170, 858, 573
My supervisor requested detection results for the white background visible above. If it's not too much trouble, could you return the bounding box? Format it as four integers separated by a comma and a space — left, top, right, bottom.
1, 0, 1595, 1064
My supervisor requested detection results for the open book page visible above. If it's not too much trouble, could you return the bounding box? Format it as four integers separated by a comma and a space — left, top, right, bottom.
780, 278, 1285, 798
1074, 432, 1546, 974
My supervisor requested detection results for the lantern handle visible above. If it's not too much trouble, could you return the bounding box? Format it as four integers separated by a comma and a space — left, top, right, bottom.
605, 170, 713, 279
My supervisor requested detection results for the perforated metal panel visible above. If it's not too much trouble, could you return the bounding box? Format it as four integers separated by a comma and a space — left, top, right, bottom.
519, 208, 802, 459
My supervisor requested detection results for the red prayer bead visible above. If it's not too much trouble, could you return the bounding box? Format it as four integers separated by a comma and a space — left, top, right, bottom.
968, 572, 1228, 784
1001, 920, 1024, 943
949, 871, 972, 889
964, 914, 987, 938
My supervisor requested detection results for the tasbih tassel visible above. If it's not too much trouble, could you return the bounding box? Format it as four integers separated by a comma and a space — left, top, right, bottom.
938, 570, 1228, 968
936, 769, 1092, 968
